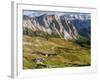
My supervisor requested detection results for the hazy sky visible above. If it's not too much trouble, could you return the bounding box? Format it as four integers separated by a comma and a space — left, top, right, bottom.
23, 10, 90, 17
23, 10, 66, 17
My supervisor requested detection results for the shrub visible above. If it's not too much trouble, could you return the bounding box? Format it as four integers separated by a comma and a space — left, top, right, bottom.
75, 36, 90, 48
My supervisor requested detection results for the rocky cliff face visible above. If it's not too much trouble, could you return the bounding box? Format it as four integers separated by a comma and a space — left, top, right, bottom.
64, 13, 91, 37
23, 14, 80, 40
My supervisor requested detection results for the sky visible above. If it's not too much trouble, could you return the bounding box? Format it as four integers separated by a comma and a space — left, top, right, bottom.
23, 10, 67, 17
23, 10, 90, 16
23, 10, 91, 20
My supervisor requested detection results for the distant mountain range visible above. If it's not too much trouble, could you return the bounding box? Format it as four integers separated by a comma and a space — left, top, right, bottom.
23, 13, 91, 39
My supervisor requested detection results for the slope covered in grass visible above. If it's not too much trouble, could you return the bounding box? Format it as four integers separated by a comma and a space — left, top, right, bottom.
23, 34, 90, 69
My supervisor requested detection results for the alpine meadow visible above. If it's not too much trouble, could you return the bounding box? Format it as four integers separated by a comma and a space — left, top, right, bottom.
23, 10, 91, 69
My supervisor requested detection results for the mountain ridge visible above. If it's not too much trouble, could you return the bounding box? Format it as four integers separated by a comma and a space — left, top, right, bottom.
23, 14, 90, 40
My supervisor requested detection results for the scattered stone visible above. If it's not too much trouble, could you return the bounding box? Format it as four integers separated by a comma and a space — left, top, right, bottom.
32, 51, 57, 57
32, 58, 45, 64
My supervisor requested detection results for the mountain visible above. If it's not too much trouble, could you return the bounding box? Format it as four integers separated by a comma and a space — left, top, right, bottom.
23, 14, 80, 40
70, 19, 91, 37
64, 13, 91, 37
23, 13, 91, 69
64, 13, 90, 20
23, 13, 90, 40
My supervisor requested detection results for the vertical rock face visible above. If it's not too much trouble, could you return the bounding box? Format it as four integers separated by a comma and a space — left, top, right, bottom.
23, 14, 80, 40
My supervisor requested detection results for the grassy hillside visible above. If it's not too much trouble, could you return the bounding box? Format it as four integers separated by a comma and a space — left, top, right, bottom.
23, 33, 91, 69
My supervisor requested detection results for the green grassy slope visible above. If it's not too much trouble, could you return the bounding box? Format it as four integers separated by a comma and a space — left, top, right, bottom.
23, 35, 91, 69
